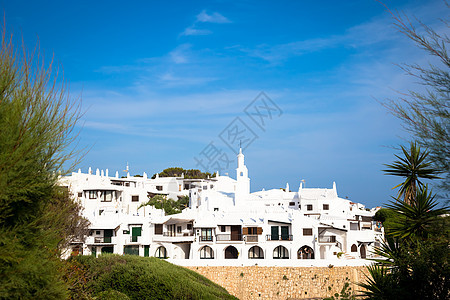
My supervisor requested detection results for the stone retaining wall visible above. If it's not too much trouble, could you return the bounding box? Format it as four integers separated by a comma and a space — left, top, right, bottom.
186, 266, 368, 299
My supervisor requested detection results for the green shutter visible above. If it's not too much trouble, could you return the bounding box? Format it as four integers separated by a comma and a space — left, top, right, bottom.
271, 226, 279, 240
144, 245, 149, 257
132, 227, 142, 236
104, 229, 113, 243
281, 226, 289, 240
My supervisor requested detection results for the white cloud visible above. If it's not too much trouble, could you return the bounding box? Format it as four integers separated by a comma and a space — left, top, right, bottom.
169, 44, 191, 63
196, 10, 230, 23
180, 26, 212, 36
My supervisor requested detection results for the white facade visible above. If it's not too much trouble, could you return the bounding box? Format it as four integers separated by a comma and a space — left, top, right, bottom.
61, 150, 383, 266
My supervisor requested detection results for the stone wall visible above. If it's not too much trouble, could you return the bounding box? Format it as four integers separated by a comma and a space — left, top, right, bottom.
186, 266, 368, 299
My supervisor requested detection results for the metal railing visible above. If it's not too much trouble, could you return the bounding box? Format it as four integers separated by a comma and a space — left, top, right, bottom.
318, 236, 336, 243
265, 234, 293, 241
163, 232, 194, 237
200, 236, 213, 242
94, 237, 112, 243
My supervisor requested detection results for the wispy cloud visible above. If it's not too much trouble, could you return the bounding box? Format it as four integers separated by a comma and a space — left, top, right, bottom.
196, 10, 230, 23
169, 44, 191, 63
180, 9, 231, 36
158, 72, 217, 86
181, 26, 212, 36
239, 15, 397, 64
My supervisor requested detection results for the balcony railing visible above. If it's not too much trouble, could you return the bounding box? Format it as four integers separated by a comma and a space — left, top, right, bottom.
216, 234, 243, 241
163, 232, 194, 237
318, 236, 336, 243
200, 236, 213, 242
94, 237, 112, 243
245, 235, 258, 243
265, 234, 293, 241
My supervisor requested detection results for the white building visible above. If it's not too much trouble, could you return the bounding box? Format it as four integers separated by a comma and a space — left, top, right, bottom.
61, 150, 383, 266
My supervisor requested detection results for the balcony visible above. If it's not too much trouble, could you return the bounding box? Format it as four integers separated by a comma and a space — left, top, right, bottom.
163, 231, 194, 237
265, 234, 293, 241
86, 236, 115, 245
318, 236, 336, 243
245, 235, 258, 243
200, 236, 213, 242
130, 236, 141, 243
152, 232, 195, 243
216, 234, 243, 242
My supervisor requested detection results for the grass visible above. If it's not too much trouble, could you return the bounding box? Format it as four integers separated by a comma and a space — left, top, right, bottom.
64, 254, 237, 300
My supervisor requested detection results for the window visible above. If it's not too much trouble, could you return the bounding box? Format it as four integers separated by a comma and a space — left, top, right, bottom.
200, 246, 214, 259
89, 191, 97, 199
156, 186, 163, 191
289, 202, 295, 206
131, 195, 139, 202
187, 223, 192, 230
323, 204, 329, 210
214, 208, 219, 211
203, 186, 207, 190
177, 226, 182, 234
247, 227, 257, 235
210, 184, 214, 189
184, 184, 190, 190
350, 223, 359, 231
155, 246, 167, 258
154, 224, 163, 235
273, 245, 289, 259
220, 225, 226, 232
201, 228, 213, 241
96, 231, 101, 235
351, 244, 357, 252
240, 172, 243, 176
123, 245, 139, 256
78, 192, 83, 197
303, 228, 313, 236
178, 184, 182, 192
248, 246, 264, 259
307, 204, 313, 211
102, 191, 113, 202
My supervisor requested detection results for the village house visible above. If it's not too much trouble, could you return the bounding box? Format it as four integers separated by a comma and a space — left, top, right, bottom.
60, 149, 383, 266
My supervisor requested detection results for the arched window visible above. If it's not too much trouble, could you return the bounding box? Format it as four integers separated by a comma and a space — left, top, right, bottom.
200, 246, 214, 259
351, 244, 357, 252
297, 246, 314, 259
225, 246, 239, 259
273, 245, 289, 259
248, 246, 264, 259
155, 246, 167, 258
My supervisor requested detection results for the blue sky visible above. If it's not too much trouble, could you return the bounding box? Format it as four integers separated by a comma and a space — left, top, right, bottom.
1, 0, 447, 208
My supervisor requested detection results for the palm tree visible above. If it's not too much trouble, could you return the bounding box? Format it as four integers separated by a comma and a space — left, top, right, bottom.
383, 142, 440, 204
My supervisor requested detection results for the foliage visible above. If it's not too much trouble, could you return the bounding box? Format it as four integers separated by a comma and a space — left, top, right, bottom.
65, 254, 237, 300
139, 194, 189, 215
380, 2, 450, 193
152, 167, 216, 179
359, 139, 449, 299
0, 26, 87, 297
385, 186, 448, 239
383, 142, 440, 204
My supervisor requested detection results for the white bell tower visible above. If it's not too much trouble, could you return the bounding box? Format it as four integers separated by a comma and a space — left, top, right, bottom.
235, 148, 250, 205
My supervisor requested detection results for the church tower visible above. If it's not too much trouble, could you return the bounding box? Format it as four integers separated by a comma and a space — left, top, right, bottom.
235, 148, 250, 206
